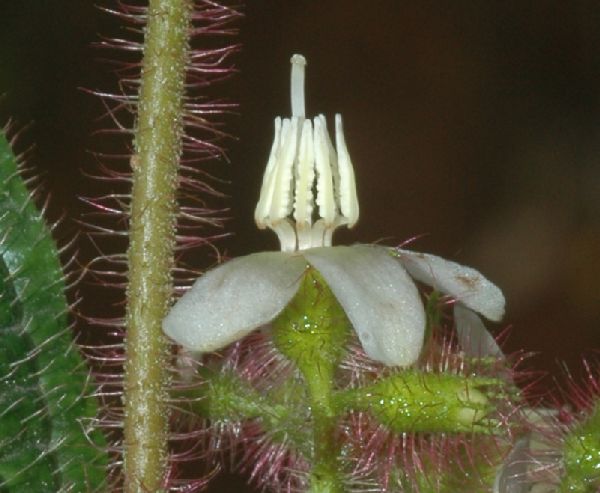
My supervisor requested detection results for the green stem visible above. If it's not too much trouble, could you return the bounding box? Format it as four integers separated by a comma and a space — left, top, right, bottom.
177, 370, 289, 424
305, 357, 340, 493
123, 1, 192, 491
272, 268, 350, 493
309, 413, 341, 493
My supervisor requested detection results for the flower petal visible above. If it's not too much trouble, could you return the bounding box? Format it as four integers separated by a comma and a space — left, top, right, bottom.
163, 252, 306, 352
493, 438, 530, 493
395, 249, 505, 321
303, 245, 425, 367
454, 304, 503, 358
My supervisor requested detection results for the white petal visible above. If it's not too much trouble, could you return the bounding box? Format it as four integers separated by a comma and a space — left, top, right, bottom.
493, 438, 531, 493
454, 304, 503, 358
396, 249, 505, 321
303, 245, 425, 367
163, 252, 306, 352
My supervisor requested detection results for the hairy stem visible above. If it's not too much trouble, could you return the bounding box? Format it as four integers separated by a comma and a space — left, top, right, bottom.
272, 269, 350, 493
123, 1, 192, 491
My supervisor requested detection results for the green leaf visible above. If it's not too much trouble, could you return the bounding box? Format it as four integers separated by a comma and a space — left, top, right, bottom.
0, 130, 108, 492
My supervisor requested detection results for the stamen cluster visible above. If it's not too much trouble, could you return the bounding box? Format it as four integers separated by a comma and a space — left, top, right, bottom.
254, 55, 359, 252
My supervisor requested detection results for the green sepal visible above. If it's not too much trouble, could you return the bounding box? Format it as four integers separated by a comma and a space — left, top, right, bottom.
272, 267, 351, 492
184, 368, 287, 423
560, 401, 600, 492
272, 267, 351, 379
334, 371, 501, 434
179, 368, 313, 453
272, 266, 351, 419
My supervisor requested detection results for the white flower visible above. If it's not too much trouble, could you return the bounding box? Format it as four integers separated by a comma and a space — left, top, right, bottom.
163, 55, 505, 367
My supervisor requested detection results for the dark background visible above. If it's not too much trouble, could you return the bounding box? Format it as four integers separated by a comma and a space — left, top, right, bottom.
1, 1, 600, 491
